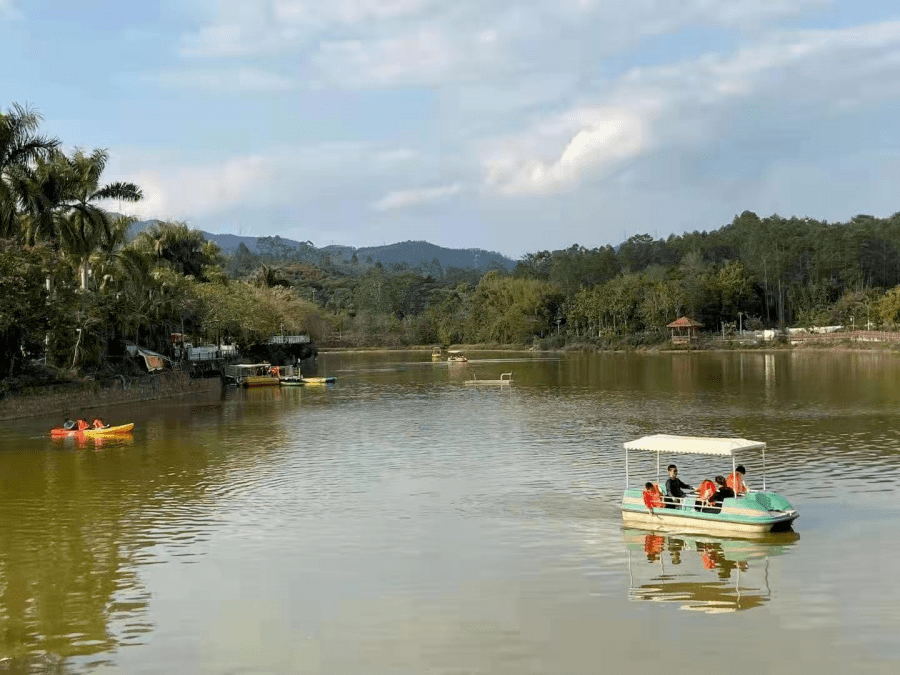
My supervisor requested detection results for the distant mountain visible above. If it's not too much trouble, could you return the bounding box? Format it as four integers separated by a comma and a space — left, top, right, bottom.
128, 221, 517, 271
322, 240, 515, 271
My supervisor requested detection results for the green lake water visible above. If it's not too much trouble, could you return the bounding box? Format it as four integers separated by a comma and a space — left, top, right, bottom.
1, 350, 899, 674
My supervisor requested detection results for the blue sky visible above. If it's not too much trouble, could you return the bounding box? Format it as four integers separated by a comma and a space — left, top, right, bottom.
3, 0, 900, 258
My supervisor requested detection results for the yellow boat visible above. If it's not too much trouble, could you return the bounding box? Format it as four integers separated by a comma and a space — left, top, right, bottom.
51, 423, 134, 438
301, 376, 336, 385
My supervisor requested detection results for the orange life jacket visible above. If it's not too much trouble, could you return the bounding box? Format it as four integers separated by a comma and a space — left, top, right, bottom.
697, 480, 716, 502
92, 419, 104, 429
726, 472, 747, 495
76, 419, 89, 431
642, 484, 664, 510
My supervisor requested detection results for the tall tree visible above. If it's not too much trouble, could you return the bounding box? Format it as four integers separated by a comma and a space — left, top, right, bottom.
0, 103, 59, 238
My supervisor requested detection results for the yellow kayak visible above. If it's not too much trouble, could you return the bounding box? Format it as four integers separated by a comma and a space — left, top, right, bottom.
51, 423, 135, 437
301, 377, 336, 385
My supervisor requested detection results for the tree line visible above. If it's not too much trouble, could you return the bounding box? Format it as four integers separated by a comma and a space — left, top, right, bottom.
6, 101, 900, 385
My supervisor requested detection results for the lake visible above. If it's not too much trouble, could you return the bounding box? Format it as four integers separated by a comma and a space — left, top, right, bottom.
1, 350, 899, 674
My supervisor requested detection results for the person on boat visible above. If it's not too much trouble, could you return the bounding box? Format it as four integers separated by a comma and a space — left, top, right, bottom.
726, 465, 749, 495
642, 482, 665, 514
92, 418, 107, 429
76, 418, 90, 431
664, 464, 692, 508
694, 478, 717, 512
708, 475, 735, 514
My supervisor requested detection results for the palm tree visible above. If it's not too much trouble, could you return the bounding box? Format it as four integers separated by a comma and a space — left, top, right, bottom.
0, 103, 59, 238
133, 220, 216, 279
23, 148, 143, 288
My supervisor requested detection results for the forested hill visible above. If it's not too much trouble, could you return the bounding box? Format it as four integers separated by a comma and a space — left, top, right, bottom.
323, 241, 515, 271
128, 221, 515, 271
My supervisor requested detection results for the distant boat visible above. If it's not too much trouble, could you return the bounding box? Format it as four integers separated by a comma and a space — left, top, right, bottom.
464, 372, 512, 385
446, 350, 468, 363
225, 363, 280, 387
301, 376, 336, 385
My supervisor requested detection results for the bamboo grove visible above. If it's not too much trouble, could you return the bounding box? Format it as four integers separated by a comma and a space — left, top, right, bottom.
5, 102, 900, 383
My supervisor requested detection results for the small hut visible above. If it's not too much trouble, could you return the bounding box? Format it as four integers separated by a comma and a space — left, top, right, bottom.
667, 317, 703, 344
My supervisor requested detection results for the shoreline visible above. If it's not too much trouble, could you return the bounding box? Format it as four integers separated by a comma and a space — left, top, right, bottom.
0, 372, 222, 422
318, 340, 900, 355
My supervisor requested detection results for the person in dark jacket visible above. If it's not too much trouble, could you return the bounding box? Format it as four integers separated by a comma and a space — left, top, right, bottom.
664, 464, 693, 509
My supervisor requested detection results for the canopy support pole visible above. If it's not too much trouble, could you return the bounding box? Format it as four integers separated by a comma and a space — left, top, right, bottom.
625, 447, 629, 489
762, 445, 767, 491
732, 455, 736, 498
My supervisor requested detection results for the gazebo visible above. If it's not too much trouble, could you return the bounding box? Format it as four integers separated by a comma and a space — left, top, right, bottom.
666, 316, 703, 344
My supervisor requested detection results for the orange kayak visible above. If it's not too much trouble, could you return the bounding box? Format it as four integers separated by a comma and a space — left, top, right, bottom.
50, 423, 135, 438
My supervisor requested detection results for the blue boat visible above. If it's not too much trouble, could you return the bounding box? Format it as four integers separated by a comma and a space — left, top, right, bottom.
621, 434, 799, 536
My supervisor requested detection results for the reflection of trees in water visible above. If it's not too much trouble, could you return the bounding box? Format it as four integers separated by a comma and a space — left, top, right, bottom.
0, 394, 293, 673
626, 530, 799, 613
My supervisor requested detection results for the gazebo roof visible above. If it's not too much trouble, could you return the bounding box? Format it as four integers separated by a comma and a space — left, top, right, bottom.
667, 316, 704, 328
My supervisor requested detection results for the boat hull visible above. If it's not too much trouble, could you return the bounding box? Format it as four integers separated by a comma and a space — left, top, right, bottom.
51, 423, 135, 438
301, 377, 335, 384
242, 376, 280, 387
621, 489, 798, 536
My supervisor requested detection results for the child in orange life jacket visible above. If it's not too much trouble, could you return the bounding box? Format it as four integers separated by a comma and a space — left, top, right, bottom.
726, 465, 748, 495
695, 478, 717, 512
642, 482, 664, 514
76, 419, 90, 431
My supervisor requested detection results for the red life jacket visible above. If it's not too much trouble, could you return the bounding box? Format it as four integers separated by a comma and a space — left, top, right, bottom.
642, 484, 664, 510
697, 480, 716, 502
726, 472, 747, 495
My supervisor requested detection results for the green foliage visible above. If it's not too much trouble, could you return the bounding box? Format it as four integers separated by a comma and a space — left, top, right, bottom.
132, 221, 220, 280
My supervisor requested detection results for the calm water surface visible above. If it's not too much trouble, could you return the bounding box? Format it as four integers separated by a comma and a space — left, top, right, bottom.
1, 351, 899, 674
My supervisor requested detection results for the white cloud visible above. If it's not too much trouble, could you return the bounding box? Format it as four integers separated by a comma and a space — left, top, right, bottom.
178, 0, 828, 86
103, 142, 428, 221
123, 155, 278, 220
156, 67, 296, 92
372, 183, 463, 210
313, 28, 465, 87
483, 19, 900, 196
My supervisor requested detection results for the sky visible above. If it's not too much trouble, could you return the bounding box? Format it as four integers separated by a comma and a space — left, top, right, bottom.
3, 0, 900, 258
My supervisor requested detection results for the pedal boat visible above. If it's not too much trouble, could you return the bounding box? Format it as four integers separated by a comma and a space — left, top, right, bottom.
621, 434, 799, 536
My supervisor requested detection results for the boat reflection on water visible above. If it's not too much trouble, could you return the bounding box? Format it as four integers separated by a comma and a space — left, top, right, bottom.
623, 528, 800, 613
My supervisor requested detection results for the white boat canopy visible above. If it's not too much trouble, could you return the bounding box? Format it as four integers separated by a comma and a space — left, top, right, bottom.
623, 434, 767, 490
624, 434, 766, 456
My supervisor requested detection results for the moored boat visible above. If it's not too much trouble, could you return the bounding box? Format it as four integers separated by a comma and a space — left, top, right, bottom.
300, 376, 336, 385
621, 434, 799, 536
225, 363, 281, 387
